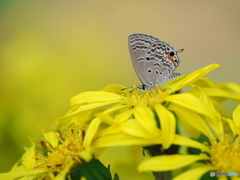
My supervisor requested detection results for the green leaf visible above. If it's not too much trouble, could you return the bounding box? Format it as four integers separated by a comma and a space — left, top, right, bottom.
69, 159, 113, 180
113, 173, 119, 180
200, 171, 217, 180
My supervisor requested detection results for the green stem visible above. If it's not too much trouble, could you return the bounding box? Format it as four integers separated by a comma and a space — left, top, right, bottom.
143, 144, 179, 180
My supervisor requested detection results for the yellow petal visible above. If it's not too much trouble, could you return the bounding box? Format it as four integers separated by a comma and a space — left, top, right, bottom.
154, 104, 176, 149
19, 176, 35, 180
233, 105, 240, 128
169, 104, 214, 140
173, 134, 205, 150
191, 86, 224, 138
55, 161, 74, 180
223, 117, 239, 136
89, 106, 132, 143
101, 84, 126, 94
165, 93, 216, 120
115, 109, 133, 124
43, 132, 59, 148
216, 82, 240, 94
97, 122, 123, 137
57, 109, 92, 127
60, 103, 128, 124
96, 105, 131, 125
79, 149, 93, 162
138, 154, 209, 172
84, 118, 101, 148
167, 64, 220, 94
71, 91, 124, 106
0, 166, 45, 179
22, 145, 36, 170
192, 77, 216, 88
122, 120, 161, 139
68, 102, 123, 117
192, 85, 215, 108
180, 119, 201, 139
94, 133, 162, 147
133, 106, 156, 130
195, 87, 240, 101
173, 165, 213, 180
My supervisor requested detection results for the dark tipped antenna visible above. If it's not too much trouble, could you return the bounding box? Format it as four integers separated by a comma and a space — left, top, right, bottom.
177, 49, 184, 53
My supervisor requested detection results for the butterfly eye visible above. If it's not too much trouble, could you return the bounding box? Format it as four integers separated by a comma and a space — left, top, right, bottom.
168, 51, 175, 59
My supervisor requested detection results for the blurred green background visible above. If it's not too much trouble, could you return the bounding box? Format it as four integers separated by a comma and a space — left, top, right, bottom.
0, 0, 240, 173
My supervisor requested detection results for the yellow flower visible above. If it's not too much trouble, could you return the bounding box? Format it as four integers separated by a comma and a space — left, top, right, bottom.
0, 124, 95, 180
56, 64, 219, 149
0, 63, 225, 180
22, 144, 37, 171
93, 71, 222, 151
137, 87, 240, 179
58, 64, 219, 120
188, 78, 240, 119
94, 105, 203, 149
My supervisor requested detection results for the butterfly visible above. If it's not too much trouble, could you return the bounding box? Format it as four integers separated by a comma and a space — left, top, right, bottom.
128, 33, 183, 90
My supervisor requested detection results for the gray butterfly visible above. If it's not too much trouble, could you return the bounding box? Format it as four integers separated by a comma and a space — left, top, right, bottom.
128, 33, 183, 90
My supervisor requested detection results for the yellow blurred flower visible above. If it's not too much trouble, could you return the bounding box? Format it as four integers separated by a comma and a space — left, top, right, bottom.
0, 124, 95, 180
137, 87, 240, 179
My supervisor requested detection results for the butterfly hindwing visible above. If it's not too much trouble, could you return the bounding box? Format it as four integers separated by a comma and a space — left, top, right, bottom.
145, 40, 178, 85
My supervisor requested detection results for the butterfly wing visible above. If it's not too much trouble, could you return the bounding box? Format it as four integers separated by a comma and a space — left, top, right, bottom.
145, 40, 181, 85
128, 33, 159, 85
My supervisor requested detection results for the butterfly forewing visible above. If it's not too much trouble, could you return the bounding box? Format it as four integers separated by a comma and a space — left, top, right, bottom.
128, 33, 159, 85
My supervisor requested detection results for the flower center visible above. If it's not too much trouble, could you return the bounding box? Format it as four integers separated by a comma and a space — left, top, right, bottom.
210, 137, 240, 174
39, 127, 86, 172
125, 86, 167, 107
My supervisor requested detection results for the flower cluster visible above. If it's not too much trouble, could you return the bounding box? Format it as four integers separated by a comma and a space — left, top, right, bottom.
1, 64, 240, 180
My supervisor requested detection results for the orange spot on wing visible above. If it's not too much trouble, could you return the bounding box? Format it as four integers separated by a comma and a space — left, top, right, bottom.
167, 52, 174, 59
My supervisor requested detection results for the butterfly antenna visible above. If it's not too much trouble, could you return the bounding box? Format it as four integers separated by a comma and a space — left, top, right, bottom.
121, 86, 137, 92
121, 87, 131, 91
177, 49, 184, 53
121, 85, 142, 93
